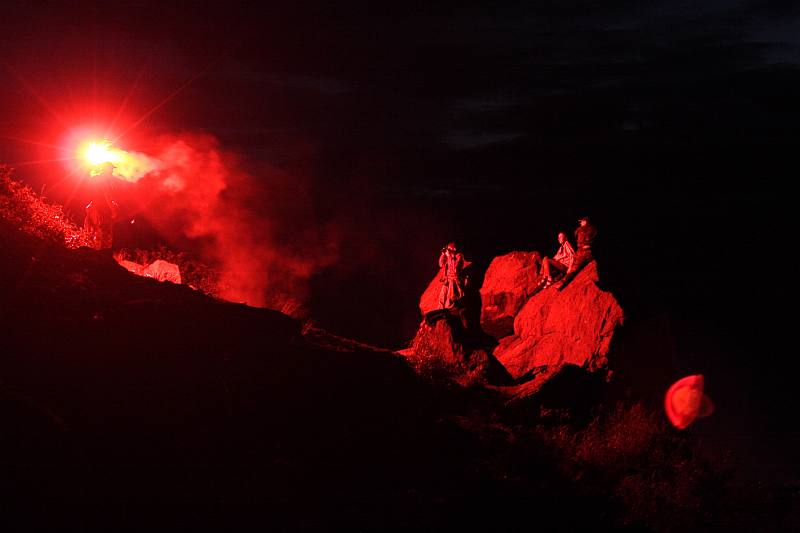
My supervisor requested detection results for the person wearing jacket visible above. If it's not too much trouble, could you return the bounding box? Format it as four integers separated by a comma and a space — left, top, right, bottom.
438, 242, 465, 309
538, 231, 575, 289
556, 215, 597, 290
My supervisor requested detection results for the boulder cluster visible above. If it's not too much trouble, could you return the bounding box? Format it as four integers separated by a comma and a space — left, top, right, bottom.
406, 252, 624, 398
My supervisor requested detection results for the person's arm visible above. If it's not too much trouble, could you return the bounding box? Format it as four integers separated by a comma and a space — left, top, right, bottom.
439, 251, 447, 268
554, 245, 564, 263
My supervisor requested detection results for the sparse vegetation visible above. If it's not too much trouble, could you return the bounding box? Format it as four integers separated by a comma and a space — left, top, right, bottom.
405, 318, 481, 385
1, 165, 224, 298
530, 401, 782, 531
0, 165, 83, 247
445, 398, 792, 531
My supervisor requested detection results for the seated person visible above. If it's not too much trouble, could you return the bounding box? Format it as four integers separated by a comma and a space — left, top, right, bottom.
556, 215, 597, 290
538, 231, 575, 289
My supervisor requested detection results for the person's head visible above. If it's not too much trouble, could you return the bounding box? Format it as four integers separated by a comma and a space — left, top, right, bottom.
446, 242, 458, 254
578, 216, 589, 227
557, 232, 566, 243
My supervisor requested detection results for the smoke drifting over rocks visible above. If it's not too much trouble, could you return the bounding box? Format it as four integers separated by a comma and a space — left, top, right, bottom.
124, 132, 337, 315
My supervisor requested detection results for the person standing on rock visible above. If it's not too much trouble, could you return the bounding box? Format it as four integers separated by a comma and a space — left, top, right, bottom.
537, 231, 575, 289
438, 242, 465, 309
556, 215, 597, 290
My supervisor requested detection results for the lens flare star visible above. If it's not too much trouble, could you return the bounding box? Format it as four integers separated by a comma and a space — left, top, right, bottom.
78, 139, 124, 173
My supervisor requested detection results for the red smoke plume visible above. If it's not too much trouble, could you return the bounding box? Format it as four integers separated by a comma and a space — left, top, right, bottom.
126, 132, 336, 315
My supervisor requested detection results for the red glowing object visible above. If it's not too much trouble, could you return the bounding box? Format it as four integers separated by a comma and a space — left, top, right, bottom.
664, 374, 714, 430
76, 138, 127, 176
82, 140, 117, 165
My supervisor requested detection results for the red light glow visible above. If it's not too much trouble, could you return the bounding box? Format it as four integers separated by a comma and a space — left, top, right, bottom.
81, 139, 119, 166
664, 374, 714, 430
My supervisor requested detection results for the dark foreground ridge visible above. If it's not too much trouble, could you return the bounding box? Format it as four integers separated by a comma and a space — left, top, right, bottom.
0, 217, 581, 531
1, 214, 795, 529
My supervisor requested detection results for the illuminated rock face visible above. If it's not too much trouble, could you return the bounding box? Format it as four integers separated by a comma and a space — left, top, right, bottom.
479, 251, 541, 338
117, 259, 145, 275
419, 269, 444, 315
493, 261, 624, 382
144, 259, 182, 284
116, 257, 182, 285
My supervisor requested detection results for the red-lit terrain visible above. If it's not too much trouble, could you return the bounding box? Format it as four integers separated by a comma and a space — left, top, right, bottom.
1, 171, 795, 531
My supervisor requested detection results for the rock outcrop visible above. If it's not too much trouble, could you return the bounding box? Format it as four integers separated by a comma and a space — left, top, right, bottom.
410, 315, 469, 369
117, 259, 145, 275
143, 259, 182, 284
116, 257, 182, 284
410, 252, 623, 396
493, 261, 624, 386
479, 251, 541, 338
407, 312, 510, 385
419, 269, 444, 315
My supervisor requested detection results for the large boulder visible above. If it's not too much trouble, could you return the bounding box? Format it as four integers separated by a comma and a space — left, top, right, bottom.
143, 259, 182, 284
117, 259, 145, 275
493, 261, 624, 383
419, 267, 445, 315
479, 251, 541, 338
115, 257, 182, 284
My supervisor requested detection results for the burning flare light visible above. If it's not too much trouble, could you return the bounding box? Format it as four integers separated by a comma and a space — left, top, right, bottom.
83, 139, 119, 165
76, 138, 159, 182
79, 139, 122, 176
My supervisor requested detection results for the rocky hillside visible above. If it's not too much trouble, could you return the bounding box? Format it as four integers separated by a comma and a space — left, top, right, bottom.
1, 173, 790, 532
0, 215, 617, 531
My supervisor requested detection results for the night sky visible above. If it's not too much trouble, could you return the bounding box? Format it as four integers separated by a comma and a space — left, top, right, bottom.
1, 2, 796, 480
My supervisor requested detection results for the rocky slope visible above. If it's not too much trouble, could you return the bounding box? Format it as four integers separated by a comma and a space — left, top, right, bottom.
1, 216, 638, 532
0, 213, 787, 532
0, 219, 469, 531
